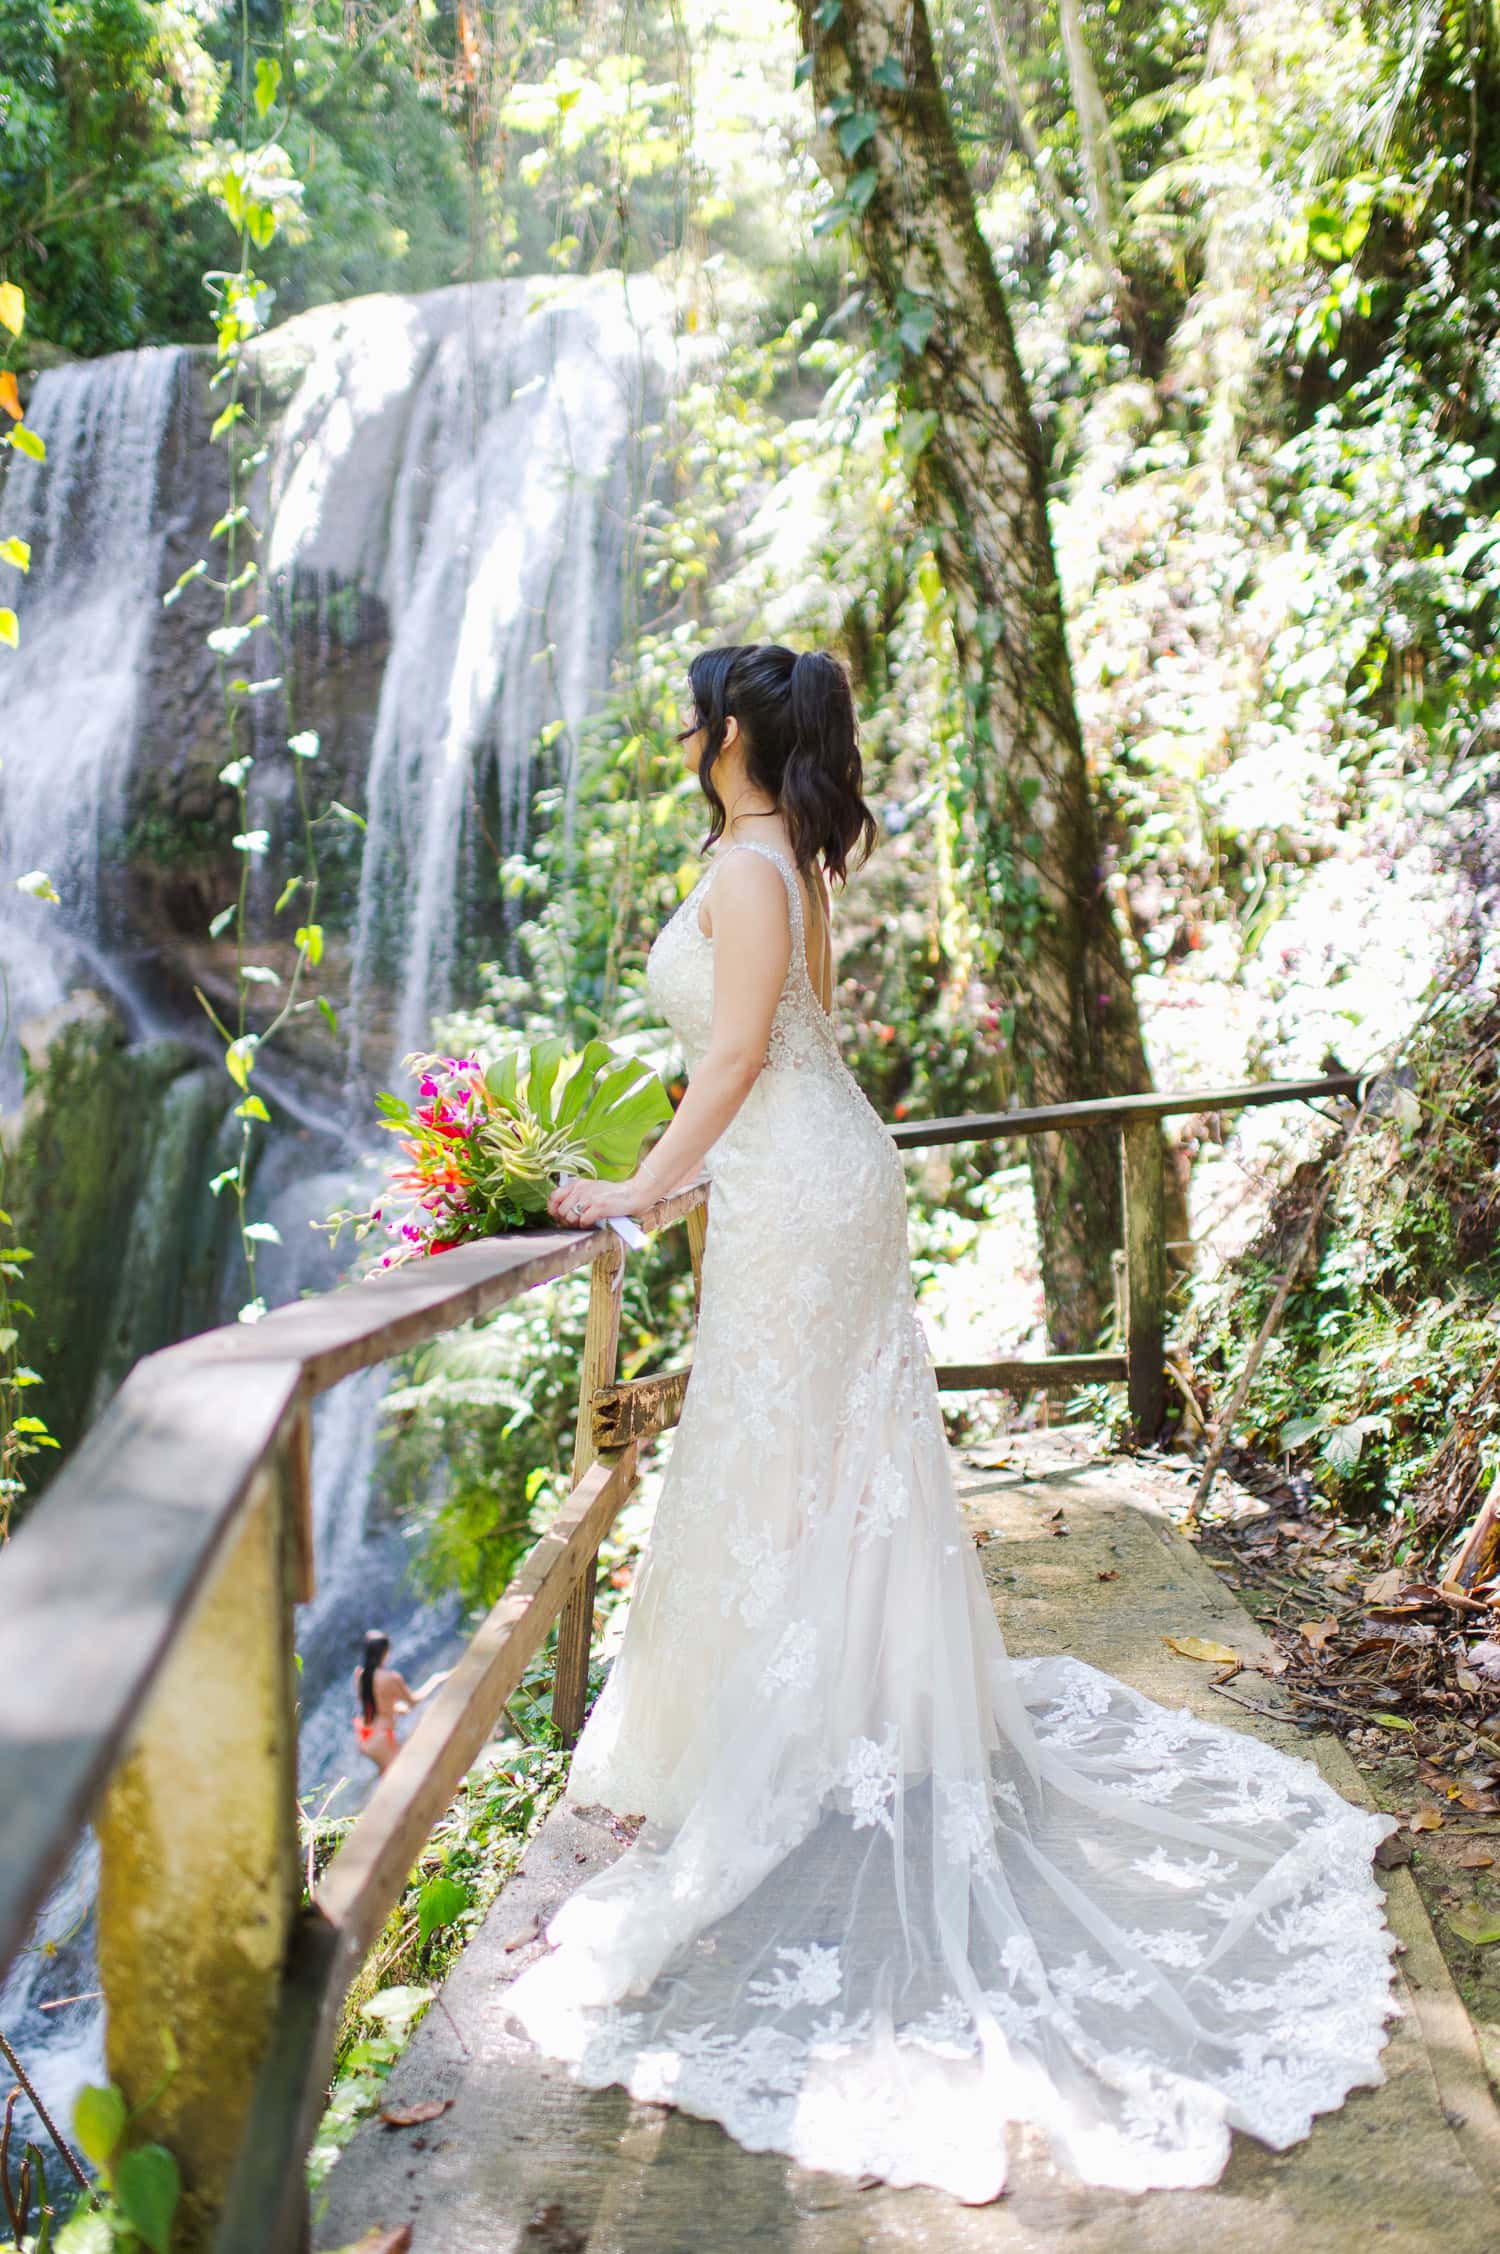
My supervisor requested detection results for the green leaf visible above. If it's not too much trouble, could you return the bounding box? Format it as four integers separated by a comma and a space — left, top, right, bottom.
209, 1166, 240, 1197
318, 995, 339, 1033
225, 1036, 258, 1091
793, 50, 815, 85
0, 281, 24, 338
328, 799, 367, 831
846, 166, 879, 213
7, 423, 45, 461
15, 868, 60, 904
210, 401, 245, 442
115, 2142, 180, 2254
235, 1095, 271, 1123
0, 1327, 16, 1354
295, 922, 324, 967
1373, 1712, 1415, 1732
1280, 1413, 1327, 1448
896, 298, 935, 353
210, 504, 249, 540
55, 2209, 113, 2254
417, 1873, 472, 1948
209, 904, 236, 938
488, 1048, 523, 1114
0, 606, 17, 649
813, 0, 842, 23
554, 1040, 614, 1129
274, 874, 303, 913
361, 1985, 433, 2030
525, 1036, 571, 1130
253, 55, 282, 118
870, 54, 908, 89
163, 557, 207, 608
240, 964, 281, 986
1449, 1908, 1500, 1947
73, 2083, 127, 2173
836, 110, 879, 159
0, 534, 31, 571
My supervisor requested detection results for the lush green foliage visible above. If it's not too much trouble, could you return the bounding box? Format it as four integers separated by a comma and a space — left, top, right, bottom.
1186, 975, 1500, 1544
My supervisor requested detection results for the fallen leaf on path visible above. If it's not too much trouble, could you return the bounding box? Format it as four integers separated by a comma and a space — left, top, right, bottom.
379, 2098, 451, 2129
326, 2232, 413, 2254
1298, 1614, 1340, 1651
1408, 1807, 1444, 1832
1253, 1647, 1289, 1675
1096, 1569, 1120, 1582
1163, 1636, 1241, 1665
1457, 1845, 1495, 1869
1363, 1568, 1405, 1603
1448, 1908, 1500, 1946
1466, 1640, 1500, 1681
1374, 1712, 1416, 1732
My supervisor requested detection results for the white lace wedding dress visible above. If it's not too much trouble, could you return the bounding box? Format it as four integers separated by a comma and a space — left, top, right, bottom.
508, 840, 1401, 2201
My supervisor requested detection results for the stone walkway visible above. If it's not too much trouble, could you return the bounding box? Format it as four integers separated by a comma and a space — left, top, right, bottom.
316, 1438, 1500, 2253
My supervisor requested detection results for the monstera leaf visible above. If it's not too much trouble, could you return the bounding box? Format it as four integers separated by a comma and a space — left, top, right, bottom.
478, 1040, 673, 1204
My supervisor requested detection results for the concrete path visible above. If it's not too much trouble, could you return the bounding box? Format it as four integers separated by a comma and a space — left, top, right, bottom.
316, 1438, 1500, 2254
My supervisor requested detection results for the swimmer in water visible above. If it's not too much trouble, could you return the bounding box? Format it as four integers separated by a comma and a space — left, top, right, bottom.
353, 1629, 449, 1774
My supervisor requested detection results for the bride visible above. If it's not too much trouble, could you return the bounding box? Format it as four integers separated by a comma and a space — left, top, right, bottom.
508, 641, 1400, 2201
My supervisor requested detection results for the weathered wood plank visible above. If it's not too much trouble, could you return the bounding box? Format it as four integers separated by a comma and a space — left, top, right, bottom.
0, 1354, 303, 1973
593, 1364, 692, 1448
316, 1446, 638, 1964
553, 1240, 628, 1743
686, 1197, 708, 1303
166, 1183, 709, 1400
889, 1073, 1360, 1151
97, 1457, 301, 2253
934, 1354, 1127, 1392
1121, 1118, 1168, 1440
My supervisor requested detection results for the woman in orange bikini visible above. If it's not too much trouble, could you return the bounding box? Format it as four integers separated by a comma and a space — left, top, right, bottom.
353, 1630, 449, 1774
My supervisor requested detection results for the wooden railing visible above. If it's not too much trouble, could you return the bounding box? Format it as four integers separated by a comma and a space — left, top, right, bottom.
0, 1073, 1357, 2251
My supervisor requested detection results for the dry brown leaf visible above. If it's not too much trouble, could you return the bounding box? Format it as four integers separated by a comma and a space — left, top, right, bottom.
1163, 1636, 1241, 1665
1298, 1615, 1341, 1652
1466, 1639, 1500, 1681
327, 2231, 413, 2254
1408, 1807, 1444, 1832
1363, 1568, 1405, 1603
1458, 1845, 1495, 1869
1097, 1569, 1120, 1582
379, 2097, 451, 2128
1448, 1908, 1500, 1946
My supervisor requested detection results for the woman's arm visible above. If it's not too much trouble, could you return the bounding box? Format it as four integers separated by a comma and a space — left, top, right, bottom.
549, 854, 790, 1226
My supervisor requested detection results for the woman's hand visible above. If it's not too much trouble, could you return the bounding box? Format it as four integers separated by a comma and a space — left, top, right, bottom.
548, 1173, 646, 1228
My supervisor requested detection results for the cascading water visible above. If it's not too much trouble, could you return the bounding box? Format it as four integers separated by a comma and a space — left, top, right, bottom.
261, 276, 670, 1085
0, 347, 186, 1103
1, 279, 673, 2163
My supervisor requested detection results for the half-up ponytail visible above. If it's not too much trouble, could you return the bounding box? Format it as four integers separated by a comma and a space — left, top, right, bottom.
687, 642, 877, 884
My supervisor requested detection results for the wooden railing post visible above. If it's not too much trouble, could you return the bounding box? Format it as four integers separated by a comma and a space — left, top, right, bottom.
95, 1444, 303, 2253
552, 1234, 626, 1743
1120, 1119, 1167, 1442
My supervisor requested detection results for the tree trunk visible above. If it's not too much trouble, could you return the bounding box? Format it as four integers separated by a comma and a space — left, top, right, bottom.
798, 0, 1153, 1348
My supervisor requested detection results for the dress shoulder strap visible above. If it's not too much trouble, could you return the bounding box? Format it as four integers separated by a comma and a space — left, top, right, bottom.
708, 839, 806, 969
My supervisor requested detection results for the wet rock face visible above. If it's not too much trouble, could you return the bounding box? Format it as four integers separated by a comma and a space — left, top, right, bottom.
7, 996, 235, 1475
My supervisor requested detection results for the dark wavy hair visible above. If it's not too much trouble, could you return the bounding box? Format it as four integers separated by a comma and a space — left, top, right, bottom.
686, 643, 877, 884
358, 1629, 389, 1725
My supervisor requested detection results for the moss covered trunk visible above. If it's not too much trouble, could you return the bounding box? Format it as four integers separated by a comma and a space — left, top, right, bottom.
797, 0, 1152, 1348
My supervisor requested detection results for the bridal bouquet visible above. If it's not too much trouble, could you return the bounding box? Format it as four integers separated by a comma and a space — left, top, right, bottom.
345, 1040, 673, 1267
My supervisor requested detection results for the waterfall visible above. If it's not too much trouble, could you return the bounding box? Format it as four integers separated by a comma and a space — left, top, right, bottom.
0, 347, 186, 1103
262, 276, 671, 1087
